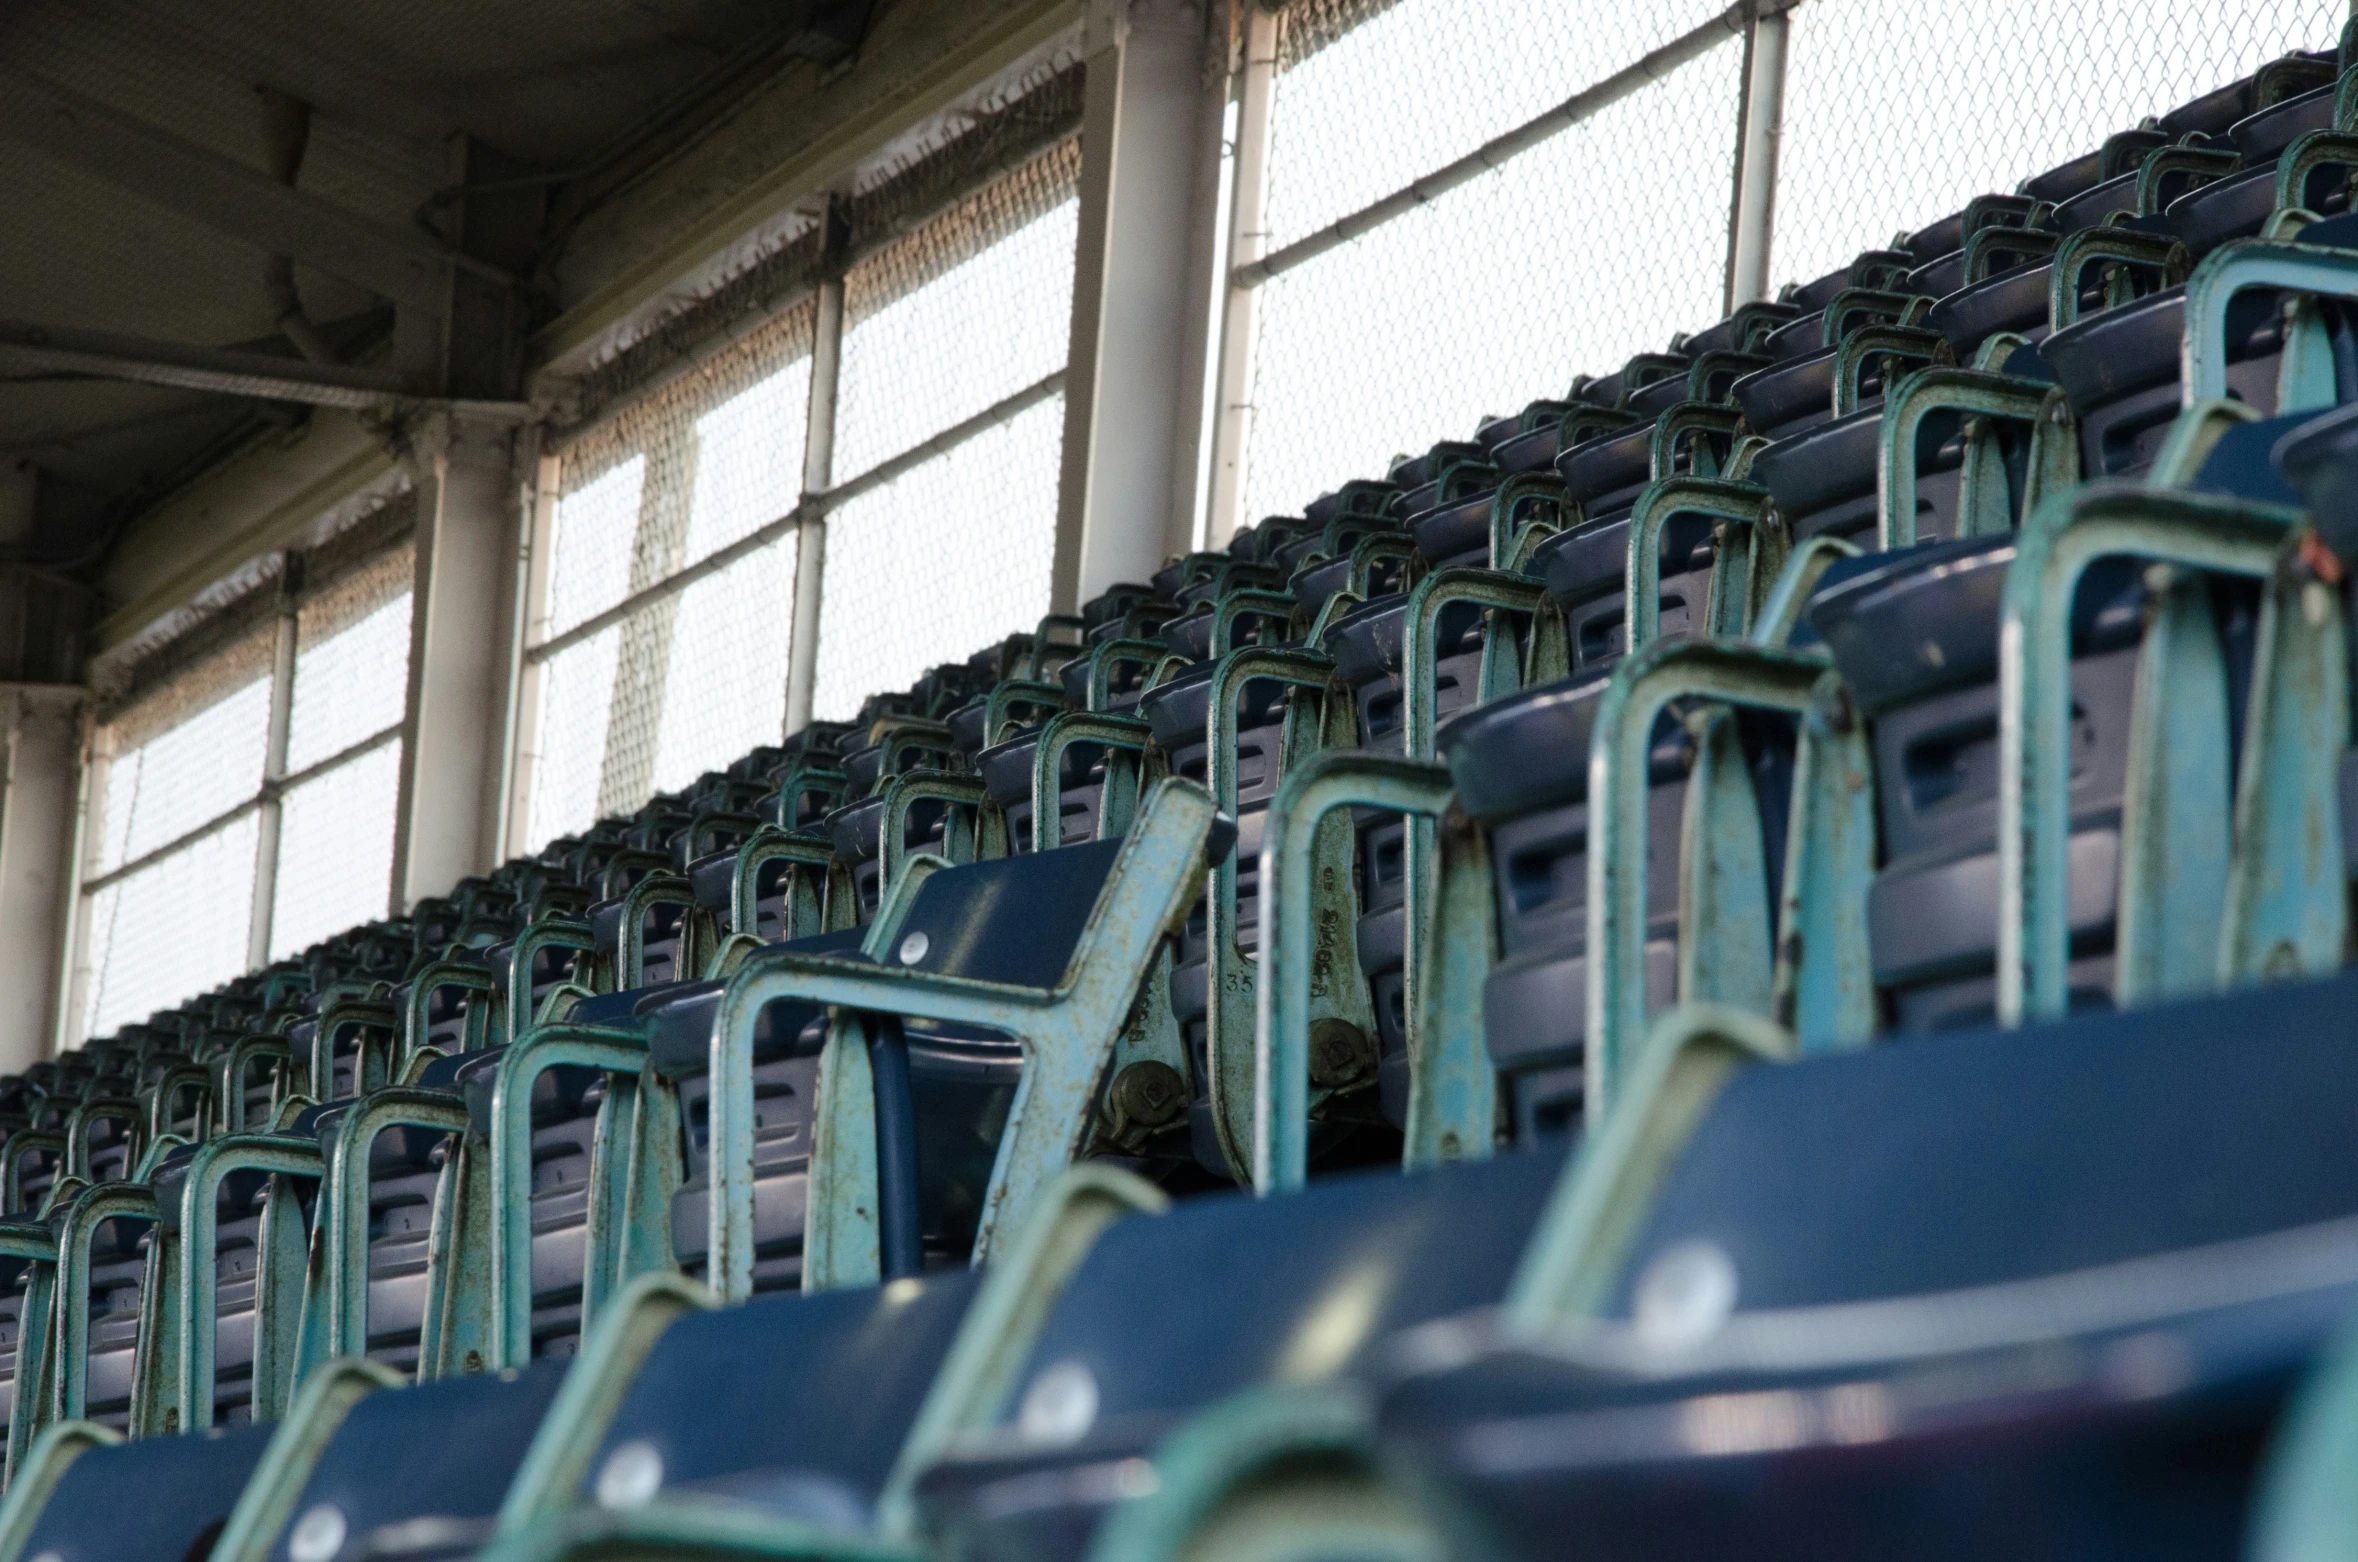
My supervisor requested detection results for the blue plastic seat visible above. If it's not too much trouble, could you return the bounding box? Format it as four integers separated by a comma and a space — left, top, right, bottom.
1373, 969, 2358, 1562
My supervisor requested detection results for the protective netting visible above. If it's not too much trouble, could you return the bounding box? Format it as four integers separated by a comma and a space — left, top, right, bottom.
1242, 10, 1742, 519
76, 533, 420, 1035
811, 392, 1064, 720
81, 813, 259, 1039
1771, 0, 2347, 288
269, 740, 402, 961
96, 658, 271, 876
834, 148, 1080, 480
265, 549, 415, 959
287, 553, 413, 774
805, 149, 1078, 720
527, 304, 814, 848
1261, 0, 1733, 253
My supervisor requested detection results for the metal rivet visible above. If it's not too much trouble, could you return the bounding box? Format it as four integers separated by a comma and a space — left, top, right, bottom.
1632, 1241, 1737, 1355
898, 930, 930, 965
596, 1439, 665, 1510
1018, 1360, 1099, 1445
289, 1503, 348, 1562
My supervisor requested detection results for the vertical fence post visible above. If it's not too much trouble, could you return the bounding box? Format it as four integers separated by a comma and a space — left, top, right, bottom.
1724, 0, 1792, 311
500, 446, 559, 861
246, 553, 301, 968
1201, 0, 1279, 550
786, 198, 849, 739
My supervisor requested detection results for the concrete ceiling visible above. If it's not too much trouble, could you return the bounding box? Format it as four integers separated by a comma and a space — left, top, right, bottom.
0, 0, 882, 579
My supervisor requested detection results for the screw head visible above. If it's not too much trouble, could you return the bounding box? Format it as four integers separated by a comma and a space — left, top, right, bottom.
1307, 1019, 1375, 1088
289, 1504, 348, 1562
596, 1440, 665, 1510
898, 930, 930, 965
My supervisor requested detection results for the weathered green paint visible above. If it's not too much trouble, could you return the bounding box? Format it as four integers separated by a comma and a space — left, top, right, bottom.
171, 1134, 322, 1431
2220, 562, 2350, 986
1997, 485, 2303, 1023
495, 1270, 715, 1535
1586, 640, 1824, 1114
1624, 478, 1777, 652
710, 779, 1213, 1301
1771, 672, 1879, 1051
1747, 535, 1861, 651
1256, 752, 1457, 1192
2183, 239, 2358, 408
880, 1166, 1167, 1541
1878, 367, 2078, 548
2116, 570, 2235, 1006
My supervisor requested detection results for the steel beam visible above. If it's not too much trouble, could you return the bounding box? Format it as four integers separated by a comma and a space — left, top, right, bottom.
0, 318, 411, 411
1052, 0, 1218, 612
0, 67, 474, 313
393, 413, 524, 908
0, 686, 84, 1073
1723, 0, 1791, 309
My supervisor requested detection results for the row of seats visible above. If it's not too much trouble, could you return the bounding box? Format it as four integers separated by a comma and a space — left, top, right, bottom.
5, 32, 2358, 1562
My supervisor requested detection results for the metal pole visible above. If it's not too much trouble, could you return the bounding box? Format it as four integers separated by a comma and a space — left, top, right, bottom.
51, 705, 97, 1058
499, 446, 559, 861
785, 219, 846, 739
1201, 0, 1278, 549
1725, 0, 1791, 309
246, 554, 300, 969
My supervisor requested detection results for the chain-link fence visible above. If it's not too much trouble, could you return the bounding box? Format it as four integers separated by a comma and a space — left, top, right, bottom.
527, 301, 814, 849
1241, 0, 1743, 520
809, 147, 1079, 719
1237, 0, 2352, 521
268, 550, 414, 960
1773, 0, 2347, 289
75, 528, 416, 1034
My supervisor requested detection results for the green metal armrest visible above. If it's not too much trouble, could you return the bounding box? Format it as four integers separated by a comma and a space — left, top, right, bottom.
1402, 567, 1549, 757
308, 996, 396, 1100
728, 825, 832, 942
1203, 649, 1343, 1176
503, 921, 597, 1047
878, 771, 998, 907
207, 1358, 405, 1562
315, 1089, 471, 1364
704, 778, 1215, 1300
401, 960, 496, 1073
1997, 482, 2334, 1024
1257, 753, 1460, 1192
2049, 226, 2188, 330
1625, 478, 1782, 652
1505, 1004, 1793, 1327
1034, 711, 1153, 845
2184, 239, 2358, 408
1486, 472, 1566, 571
617, 872, 697, 989
1586, 640, 1831, 1112
982, 680, 1066, 746
1831, 324, 1949, 417
1877, 366, 2079, 547
45, 1181, 157, 1426
168, 1134, 322, 1431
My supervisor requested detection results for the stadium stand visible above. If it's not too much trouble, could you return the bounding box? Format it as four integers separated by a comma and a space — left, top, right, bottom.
6, 7, 2358, 1562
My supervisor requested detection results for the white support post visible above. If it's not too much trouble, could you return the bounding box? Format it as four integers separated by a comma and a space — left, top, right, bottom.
1724, 0, 1792, 311
1200, 0, 1278, 550
247, 555, 300, 968
500, 446, 560, 860
1052, 0, 1223, 612
0, 685, 87, 1071
392, 411, 525, 909
786, 261, 845, 738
